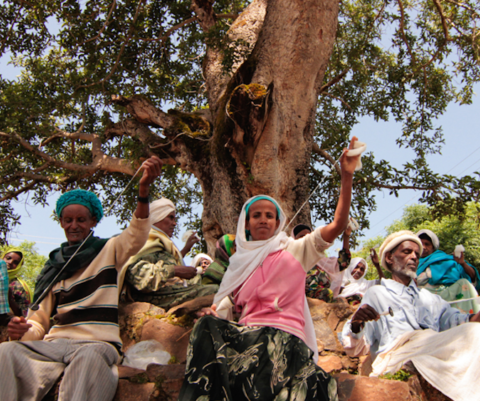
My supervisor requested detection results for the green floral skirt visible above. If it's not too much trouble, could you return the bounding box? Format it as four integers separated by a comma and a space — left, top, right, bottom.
179, 315, 338, 401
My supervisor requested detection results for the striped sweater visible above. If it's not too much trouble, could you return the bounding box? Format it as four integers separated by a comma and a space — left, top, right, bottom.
22, 215, 150, 350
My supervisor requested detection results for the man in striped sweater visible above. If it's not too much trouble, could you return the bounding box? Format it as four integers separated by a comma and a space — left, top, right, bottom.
0, 156, 163, 401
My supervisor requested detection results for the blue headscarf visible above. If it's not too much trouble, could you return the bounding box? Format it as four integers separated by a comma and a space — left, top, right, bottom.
56, 189, 104, 222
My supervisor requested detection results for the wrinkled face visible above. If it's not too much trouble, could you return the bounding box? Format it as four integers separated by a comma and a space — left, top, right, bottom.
245, 200, 280, 241
4, 252, 22, 270
420, 238, 434, 258
351, 262, 366, 280
60, 204, 97, 245
200, 259, 211, 269
387, 241, 420, 279
154, 211, 177, 237
295, 229, 311, 239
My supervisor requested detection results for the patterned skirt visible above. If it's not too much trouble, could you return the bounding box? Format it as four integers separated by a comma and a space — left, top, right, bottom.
179, 315, 338, 401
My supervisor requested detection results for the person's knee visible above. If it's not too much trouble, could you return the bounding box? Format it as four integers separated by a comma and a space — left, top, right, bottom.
71, 343, 118, 367
0, 341, 23, 359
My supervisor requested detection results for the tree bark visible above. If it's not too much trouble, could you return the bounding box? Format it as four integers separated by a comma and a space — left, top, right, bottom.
119, 0, 340, 252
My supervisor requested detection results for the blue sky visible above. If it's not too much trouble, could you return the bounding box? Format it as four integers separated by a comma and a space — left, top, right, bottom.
3, 52, 479, 260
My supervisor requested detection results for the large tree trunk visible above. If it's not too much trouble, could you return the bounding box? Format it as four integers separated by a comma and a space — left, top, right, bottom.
117, 0, 339, 253
197, 0, 339, 251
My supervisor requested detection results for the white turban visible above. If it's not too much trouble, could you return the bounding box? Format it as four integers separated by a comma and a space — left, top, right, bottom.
149, 198, 175, 225
192, 253, 213, 267
416, 229, 440, 250
379, 230, 423, 272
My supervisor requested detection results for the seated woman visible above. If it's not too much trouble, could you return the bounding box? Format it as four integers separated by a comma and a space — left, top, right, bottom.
416, 229, 480, 313
191, 253, 213, 274
202, 234, 236, 285
294, 224, 352, 302
338, 255, 384, 305
2, 249, 33, 317
122, 198, 219, 310
179, 137, 360, 400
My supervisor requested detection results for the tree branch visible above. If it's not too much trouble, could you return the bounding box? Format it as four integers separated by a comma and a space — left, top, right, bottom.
431, 0, 451, 41
111, 95, 175, 128
1, 130, 135, 175
312, 143, 342, 175
320, 91, 352, 110
319, 68, 350, 93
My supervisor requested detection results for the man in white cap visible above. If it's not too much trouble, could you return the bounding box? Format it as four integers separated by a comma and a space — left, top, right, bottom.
339, 230, 480, 401
121, 198, 219, 311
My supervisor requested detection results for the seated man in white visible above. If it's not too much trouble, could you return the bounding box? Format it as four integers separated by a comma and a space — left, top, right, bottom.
339, 230, 480, 401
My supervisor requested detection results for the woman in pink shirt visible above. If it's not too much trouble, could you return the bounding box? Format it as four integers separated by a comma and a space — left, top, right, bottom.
179, 138, 360, 401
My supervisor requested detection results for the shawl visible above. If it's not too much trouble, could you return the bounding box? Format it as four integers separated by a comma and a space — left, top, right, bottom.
118, 226, 183, 294
214, 195, 319, 361
2, 248, 33, 302
149, 198, 175, 225
33, 236, 109, 303
339, 257, 373, 298
417, 249, 480, 291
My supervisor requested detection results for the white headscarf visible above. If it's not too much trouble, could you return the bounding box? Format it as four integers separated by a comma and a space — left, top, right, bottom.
416, 229, 440, 250
192, 253, 213, 267
379, 230, 423, 271
214, 195, 319, 362
214, 195, 292, 304
149, 198, 175, 225
339, 257, 371, 298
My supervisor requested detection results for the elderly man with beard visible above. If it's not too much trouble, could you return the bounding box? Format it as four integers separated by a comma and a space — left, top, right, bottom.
339, 230, 480, 401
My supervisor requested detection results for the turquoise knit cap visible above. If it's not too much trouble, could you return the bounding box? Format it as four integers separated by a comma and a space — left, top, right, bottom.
56, 189, 104, 222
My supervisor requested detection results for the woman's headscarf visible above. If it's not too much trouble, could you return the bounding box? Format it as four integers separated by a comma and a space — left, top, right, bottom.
214, 195, 319, 362
338, 257, 371, 298
416, 229, 440, 250
149, 198, 176, 226
214, 195, 291, 305
2, 248, 33, 302
215, 234, 236, 265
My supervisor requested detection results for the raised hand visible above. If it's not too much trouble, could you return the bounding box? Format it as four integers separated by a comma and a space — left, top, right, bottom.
139, 156, 163, 188
339, 136, 361, 176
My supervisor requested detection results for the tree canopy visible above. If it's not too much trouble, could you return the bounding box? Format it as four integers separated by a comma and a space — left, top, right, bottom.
1, 0, 480, 248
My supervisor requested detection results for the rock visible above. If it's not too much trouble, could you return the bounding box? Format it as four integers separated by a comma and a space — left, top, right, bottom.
146, 364, 185, 400
114, 381, 156, 401
341, 355, 358, 371
335, 373, 424, 401
317, 355, 343, 373
119, 302, 166, 351
118, 366, 147, 379
140, 319, 191, 364
358, 354, 373, 376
